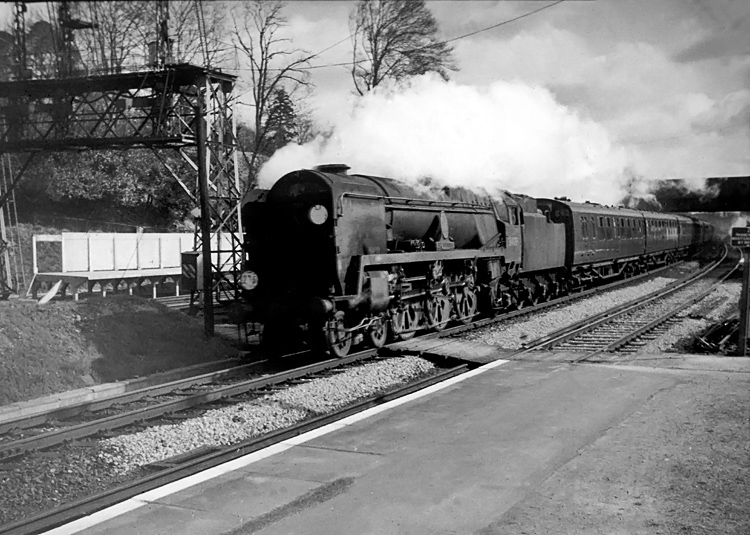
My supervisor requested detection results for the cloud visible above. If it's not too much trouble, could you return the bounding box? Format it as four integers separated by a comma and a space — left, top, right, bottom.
450, 14, 749, 185
673, 0, 750, 62
252, 0, 748, 199
691, 90, 750, 130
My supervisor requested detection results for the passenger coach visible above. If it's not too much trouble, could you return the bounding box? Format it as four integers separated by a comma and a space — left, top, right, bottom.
536, 199, 700, 285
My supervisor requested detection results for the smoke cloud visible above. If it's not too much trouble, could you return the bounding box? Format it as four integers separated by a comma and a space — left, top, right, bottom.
259, 74, 632, 204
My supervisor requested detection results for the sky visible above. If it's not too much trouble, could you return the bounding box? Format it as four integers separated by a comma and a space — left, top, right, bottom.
246, 0, 750, 204
2, 0, 748, 204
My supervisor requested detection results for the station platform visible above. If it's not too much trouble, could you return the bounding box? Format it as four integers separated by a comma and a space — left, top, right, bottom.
47, 351, 750, 535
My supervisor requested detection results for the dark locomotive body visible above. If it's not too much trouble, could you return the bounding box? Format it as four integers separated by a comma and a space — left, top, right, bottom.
241, 165, 714, 356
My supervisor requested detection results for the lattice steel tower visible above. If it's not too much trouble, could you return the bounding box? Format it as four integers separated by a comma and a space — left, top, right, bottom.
0, 1, 243, 336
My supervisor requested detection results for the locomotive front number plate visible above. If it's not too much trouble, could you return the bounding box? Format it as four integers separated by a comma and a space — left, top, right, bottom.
730, 227, 750, 248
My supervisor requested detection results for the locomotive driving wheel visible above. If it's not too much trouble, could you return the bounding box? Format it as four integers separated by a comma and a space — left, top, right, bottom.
455, 287, 477, 325
390, 304, 418, 340
513, 288, 529, 310
326, 311, 351, 358
426, 294, 451, 331
366, 313, 388, 348
530, 283, 547, 305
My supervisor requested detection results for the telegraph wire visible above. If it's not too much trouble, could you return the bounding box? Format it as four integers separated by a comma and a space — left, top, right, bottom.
226, 0, 565, 107
226, 0, 565, 73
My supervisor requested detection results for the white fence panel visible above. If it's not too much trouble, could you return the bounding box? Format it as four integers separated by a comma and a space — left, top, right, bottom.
47, 232, 239, 274
159, 235, 183, 268
89, 234, 116, 271
180, 235, 194, 255
62, 233, 90, 272
114, 235, 139, 270
137, 235, 162, 269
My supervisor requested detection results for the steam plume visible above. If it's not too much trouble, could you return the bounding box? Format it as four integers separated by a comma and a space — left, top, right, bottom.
259, 74, 631, 204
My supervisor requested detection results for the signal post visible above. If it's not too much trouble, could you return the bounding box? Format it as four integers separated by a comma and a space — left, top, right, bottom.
731, 227, 750, 356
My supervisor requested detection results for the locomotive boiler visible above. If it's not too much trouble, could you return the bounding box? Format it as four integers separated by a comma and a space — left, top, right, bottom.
240, 165, 713, 357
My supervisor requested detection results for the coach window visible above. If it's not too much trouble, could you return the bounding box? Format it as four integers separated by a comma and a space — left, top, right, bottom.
581, 217, 588, 238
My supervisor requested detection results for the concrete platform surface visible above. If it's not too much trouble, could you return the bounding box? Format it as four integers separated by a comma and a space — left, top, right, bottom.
55, 357, 702, 535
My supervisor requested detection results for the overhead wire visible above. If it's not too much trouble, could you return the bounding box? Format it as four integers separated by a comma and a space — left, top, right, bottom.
226, 1, 565, 105
301, 0, 566, 71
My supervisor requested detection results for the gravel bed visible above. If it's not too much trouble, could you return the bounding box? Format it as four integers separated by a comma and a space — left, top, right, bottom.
636, 281, 741, 354
0, 355, 435, 526
469, 277, 678, 349
545, 278, 729, 352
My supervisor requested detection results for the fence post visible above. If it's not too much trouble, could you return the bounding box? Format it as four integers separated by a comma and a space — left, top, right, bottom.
87, 234, 92, 272
32, 234, 38, 275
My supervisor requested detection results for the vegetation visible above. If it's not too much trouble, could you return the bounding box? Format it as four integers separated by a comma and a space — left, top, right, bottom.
2, 0, 456, 220
16, 150, 195, 231
350, 0, 456, 95
231, 0, 313, 184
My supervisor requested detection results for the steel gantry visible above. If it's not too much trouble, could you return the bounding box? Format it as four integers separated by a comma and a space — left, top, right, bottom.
0, 64, 244, 336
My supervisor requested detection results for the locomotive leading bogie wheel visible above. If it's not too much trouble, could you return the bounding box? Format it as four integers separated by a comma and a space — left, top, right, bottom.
455, 287, 477, 324
326, 311, 352, 358
426, 295, 451, 331
366, 313, 388, 348
390, 305, 418, 341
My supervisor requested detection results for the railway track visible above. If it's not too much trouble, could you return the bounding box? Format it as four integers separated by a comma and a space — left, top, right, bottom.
501, 248, 734, 362
0, 359, 266, 435
0, 363, 467, 535
0, 255, 707, 463
0, 254, 723, 534
0, 351, 385, 462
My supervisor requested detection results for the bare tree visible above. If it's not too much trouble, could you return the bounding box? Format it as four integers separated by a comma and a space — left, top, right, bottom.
350, 0, 455, 95
231, 0, 312, 184
25, 19, 58, 78
170, 1, 228, 66
71, 1, 227, 74
76, 1, 148, 73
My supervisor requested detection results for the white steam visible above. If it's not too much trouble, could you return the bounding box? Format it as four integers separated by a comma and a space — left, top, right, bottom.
730, 214, 750, 229
259, 74, 631, 204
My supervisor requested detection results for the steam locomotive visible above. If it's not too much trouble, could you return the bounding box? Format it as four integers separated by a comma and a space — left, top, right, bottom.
240, 164, 713, 357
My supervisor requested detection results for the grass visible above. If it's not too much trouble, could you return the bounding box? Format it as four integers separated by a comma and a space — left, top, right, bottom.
0, 296, 240, 406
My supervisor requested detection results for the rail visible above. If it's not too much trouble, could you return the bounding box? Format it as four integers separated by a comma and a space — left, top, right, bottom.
0, 364, 467, 535
521, 247, 732, 359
